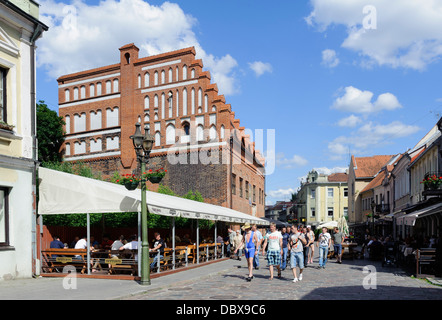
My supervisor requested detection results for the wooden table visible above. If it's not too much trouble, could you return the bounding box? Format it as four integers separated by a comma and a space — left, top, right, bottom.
341, 242, 358, 259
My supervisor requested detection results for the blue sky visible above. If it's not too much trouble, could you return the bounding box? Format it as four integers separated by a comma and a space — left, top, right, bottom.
35, 0, 442, 205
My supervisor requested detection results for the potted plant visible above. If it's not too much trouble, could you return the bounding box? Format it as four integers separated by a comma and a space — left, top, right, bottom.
0, 121, 14, 132
116, 174, 140, 190
420, 175, 442, 190
143, 168, 167, 184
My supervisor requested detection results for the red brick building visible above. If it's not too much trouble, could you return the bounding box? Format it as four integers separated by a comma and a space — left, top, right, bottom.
57, 43, 266, 217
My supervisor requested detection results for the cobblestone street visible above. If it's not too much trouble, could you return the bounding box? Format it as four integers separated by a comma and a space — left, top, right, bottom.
125, 252, 442, 300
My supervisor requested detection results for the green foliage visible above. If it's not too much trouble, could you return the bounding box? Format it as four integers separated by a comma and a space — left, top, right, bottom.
36, 101, 65, 163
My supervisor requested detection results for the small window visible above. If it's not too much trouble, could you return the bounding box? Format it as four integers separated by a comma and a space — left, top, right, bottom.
183, 123, 190, 136
344, 188, 348, 197
231, 174, 236, 195
328, 188, 334, 198
125, 53, 130, 64
311, 189, 316, 199
239, 178, 243, 198
328, 207, 334, 217
310, 208, 316, 217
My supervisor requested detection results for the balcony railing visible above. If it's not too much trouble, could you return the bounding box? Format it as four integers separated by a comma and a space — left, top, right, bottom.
375, 204, 390, 213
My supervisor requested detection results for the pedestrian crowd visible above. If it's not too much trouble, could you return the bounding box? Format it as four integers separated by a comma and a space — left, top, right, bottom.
225, 222, 346, 283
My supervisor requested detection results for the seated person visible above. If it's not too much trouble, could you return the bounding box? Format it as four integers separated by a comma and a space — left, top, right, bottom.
119, 235, 138, 261
149, 233, 165, 269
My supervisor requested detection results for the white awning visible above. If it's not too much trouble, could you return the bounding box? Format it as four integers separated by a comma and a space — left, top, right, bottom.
37, 167, 268, 225
395, 203, 442, 226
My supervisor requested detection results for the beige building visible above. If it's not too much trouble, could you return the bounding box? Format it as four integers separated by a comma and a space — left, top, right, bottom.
0, 0, 47, 280
347, 155, 395, 232
296, 170, 348, 228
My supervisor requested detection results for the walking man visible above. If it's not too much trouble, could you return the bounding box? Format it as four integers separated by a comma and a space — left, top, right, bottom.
332, 227, 345, 264
280, 227, 290, 271
290, 225, 307, 282
317, 227, 331, 269
252, 224, 263, 270
262, 223, 283, 280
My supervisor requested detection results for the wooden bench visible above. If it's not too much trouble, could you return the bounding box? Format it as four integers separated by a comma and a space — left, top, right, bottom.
41, 249, 88, 274
416, 248, 437, 278
107, 249, 138, 276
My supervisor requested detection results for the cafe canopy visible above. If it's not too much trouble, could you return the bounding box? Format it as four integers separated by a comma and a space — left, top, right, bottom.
38, 167, 268, 225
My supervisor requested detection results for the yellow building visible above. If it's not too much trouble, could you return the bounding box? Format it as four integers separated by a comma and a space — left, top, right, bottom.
0, 0, 47, 280
296, 170, 348, 229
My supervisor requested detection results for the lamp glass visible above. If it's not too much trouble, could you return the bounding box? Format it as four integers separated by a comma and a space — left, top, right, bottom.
131, 123, 143, 148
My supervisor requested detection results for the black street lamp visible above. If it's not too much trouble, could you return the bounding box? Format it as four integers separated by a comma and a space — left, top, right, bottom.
130, 123, 155, 285
370, 200, 376, 236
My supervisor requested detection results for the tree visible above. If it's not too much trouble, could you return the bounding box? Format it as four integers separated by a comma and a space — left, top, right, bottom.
37, 100, 65, 163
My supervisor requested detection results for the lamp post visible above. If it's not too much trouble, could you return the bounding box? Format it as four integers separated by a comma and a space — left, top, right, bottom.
130, 123, 155, 285
370, 201, 376, 236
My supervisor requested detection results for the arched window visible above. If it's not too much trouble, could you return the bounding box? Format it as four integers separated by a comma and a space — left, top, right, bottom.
166, 124, 175, 145
168, 68, 173, 83
161, 70, 165, 84
80, 86, 86, 99
161, 93, 165, 119
220, 125, 225, 140
168, 91, 173, 118
125, 52, 130, 64
106, 107, 119, 127
191, 68, 195, 78
212, 105, 217, 112
65, 115, 70, 134
204, 94, 208, 113
176, 66, 179, 81
198, 88, 202, 107
144, 96, 150, 109
181, 122, 190, 143
197, 125, 204, 141
154, 94, 159, 108
113, 79, 119, 92
155, 131, 161, 147
176, 89, 179, 117
96, 82, 102, 95
65, 89, 70, 102
106, 80, 111, 94
144, 113, 150, 122
137, 74, 141, 88
182, 88, 187, 115
154, 71, 159, 85
65, 143, 70, 156
90, 138, 102, 153
73, 87, 79, 100
191, 88, 195, 114
89, 84, 95, 97
90, 110, 102, 130
182, 65, 187, 80
144, 72, 150, 87
209, 125, 217, 141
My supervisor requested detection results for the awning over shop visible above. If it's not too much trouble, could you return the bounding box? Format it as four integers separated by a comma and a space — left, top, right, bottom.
259, 217, 290, 228
37, 167, 269, 225
395, 202, 442, 226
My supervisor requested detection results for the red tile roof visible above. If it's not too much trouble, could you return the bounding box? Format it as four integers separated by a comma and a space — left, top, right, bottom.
328, 172, 348, 182
352, 155, 394, 178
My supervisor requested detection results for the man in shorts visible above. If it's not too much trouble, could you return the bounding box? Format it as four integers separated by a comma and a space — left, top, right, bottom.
262, 223, 282, 280
290, 225, 307, 282
332, 227, 345, 264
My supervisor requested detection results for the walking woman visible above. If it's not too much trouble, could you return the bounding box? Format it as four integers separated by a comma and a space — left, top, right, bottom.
307, 225, 315, 264
238, 224, 259, 281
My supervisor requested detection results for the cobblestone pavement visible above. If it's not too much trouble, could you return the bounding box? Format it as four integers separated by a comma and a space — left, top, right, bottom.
125, 254, 442, 300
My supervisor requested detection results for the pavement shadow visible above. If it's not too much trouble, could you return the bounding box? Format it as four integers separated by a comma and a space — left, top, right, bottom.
299, 284, 442, 300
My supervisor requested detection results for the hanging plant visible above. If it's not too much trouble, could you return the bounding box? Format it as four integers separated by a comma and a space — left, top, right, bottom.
143, 168, 167, 184
116, 174, 140, 190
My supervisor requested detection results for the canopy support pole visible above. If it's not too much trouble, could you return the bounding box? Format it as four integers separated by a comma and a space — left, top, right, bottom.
214, 221, 217, 260
87, 213, 90, 275
138, 211, 141, 277
172, 217, 176, 270
196, 219, 199, 264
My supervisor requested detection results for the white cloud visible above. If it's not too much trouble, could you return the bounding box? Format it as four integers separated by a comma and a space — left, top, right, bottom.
307, 0, 442, 70
276, 152, 308, 169
321, 49, 340, 68
248, 61, 273, 77
267, 187, 296, 199
328, 121, 420, 160
332, 86, 402, 113
337, 114, 362, 128
37, 0, 240, 95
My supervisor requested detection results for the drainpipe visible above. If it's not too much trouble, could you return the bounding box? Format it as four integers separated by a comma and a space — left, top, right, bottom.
30, 24, 43, 278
